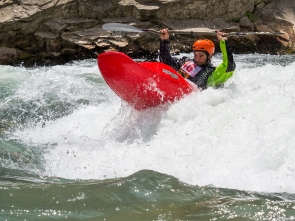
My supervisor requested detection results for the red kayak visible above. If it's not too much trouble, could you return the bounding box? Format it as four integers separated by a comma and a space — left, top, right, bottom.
97, 51, 195, 110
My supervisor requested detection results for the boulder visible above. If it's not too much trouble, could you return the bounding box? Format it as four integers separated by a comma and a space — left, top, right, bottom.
0, 47, 31, 64
239, 16, 255, 31
253, 0, 295, 53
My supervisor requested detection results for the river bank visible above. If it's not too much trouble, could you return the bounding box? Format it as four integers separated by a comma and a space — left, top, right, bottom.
0, 0, 294, 66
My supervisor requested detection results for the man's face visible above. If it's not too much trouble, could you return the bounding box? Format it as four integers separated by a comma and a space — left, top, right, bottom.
193, 51, 208, 66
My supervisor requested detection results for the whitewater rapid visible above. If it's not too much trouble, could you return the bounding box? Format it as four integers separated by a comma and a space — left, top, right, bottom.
5, 53, 295, 194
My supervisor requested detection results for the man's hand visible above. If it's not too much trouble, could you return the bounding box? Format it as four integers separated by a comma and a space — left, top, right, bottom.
160, 28, 169, 40
217, 30, 228, 41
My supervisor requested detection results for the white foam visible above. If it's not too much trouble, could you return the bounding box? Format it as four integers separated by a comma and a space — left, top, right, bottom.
10, 55, 295, 193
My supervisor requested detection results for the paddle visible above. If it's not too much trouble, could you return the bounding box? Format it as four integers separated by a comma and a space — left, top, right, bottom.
102, 23, 285, 37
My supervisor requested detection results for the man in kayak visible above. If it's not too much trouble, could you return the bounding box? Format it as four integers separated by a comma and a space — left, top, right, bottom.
159, 29, 236, 90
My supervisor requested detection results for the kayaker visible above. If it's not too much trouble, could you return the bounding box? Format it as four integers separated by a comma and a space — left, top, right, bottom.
159, 28, 236, 90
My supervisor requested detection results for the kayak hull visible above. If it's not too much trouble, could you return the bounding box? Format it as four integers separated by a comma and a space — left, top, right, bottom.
97, 51, 194, 110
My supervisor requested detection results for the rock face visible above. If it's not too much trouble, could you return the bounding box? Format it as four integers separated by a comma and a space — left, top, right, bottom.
0, 0, 294, 66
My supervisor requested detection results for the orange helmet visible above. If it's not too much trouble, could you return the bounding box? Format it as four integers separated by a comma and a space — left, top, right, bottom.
192, 39, 215, 55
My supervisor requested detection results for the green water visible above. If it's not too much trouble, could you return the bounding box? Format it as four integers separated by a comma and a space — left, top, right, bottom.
2, 169, 295, 221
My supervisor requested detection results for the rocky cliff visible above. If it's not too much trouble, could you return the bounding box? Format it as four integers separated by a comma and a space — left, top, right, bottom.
0, 0, 294, 66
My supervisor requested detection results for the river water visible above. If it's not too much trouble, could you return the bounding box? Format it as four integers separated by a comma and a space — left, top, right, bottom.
1, 53, 295, 221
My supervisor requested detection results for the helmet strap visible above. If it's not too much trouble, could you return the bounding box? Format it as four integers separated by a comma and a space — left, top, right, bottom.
206, 55, 212, 63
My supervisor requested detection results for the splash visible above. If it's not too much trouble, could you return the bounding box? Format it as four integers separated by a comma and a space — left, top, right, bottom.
2, 55, 295, 194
